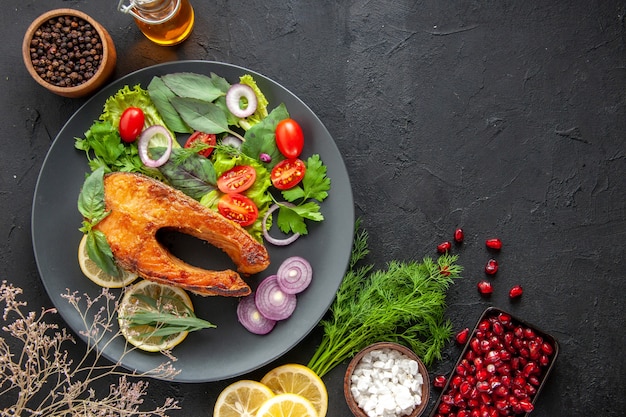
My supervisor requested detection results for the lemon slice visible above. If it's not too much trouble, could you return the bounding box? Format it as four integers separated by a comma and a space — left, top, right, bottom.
213, 380, 275, 417
78, 234, 137, 288
118, 280, 194, 352
260, 364, 328, 417
255, 393, 318, 417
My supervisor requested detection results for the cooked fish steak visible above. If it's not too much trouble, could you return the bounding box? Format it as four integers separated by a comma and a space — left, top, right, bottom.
94, 172, 270, 297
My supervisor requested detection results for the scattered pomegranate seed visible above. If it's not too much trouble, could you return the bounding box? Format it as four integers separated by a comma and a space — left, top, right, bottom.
485, 238, 502, 250
433, 374, 448, 388
484, 259, 498, 275
477, 280, 493, 295
454, 228, 465, 243
456, 327, 470, 345
509, 285, 523, 299
438, 241, 452, 253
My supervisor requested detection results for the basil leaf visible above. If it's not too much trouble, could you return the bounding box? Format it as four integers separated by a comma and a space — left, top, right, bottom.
170, 97, 230, 135
158, 147, 217, 200
147, 76, 193, 134
241, 103, 290, 168
87, 230, 120, 278
161, 72, 225, 102
78, 167, 107, 221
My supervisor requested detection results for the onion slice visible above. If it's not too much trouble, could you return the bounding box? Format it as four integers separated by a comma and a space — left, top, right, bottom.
221, 135, 242, 149
226, 84, 258, 118
237, 295, 276, 335
254, 275, 297, 321
276, 256, 313, 295
262, 203, 301, 246
138, 125, 173, 168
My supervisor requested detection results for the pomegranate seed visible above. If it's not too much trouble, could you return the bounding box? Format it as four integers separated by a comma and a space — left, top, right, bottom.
437, 241, 452, 253
456, 327, 470, 344
476, 368, 488, 381
477, 280, 493, 295
454, 228, 465, 243
460, 380, 472, 396
442, 394, 455, 405
541, 341, 554, 355
451, 374, 463, 388
484, 259, 498, 275
509, 285, 523, 298
519, 399, 535, 412
438, 403, 451, 414
528, 375, 540, 386
433, 374, 448, 388
476, 380, 490, 392
485, 238, 502, 250
523, 327, 536, 339
457, 410, 470, 417
540, 354, 550, 366
478, 319, 491, 332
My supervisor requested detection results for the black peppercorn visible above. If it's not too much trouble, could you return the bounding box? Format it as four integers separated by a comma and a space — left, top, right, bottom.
28, 15, 103, 88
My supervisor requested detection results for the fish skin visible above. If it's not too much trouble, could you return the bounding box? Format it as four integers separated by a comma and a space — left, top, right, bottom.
94, 172, 270, 297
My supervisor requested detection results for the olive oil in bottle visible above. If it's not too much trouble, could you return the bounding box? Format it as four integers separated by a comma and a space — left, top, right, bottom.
119, 0, 194, 46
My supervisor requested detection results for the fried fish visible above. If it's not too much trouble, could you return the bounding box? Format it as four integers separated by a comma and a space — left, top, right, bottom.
94, 172, 269, 297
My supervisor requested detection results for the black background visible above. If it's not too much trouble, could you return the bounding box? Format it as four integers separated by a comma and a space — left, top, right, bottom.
1, 1, 625, 416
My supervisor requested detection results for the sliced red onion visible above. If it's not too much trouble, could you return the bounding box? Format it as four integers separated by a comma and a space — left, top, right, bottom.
138, 125, 173, 168
254, 275, 297, 321
262, 203, 301, 246
276, 256, 313, 295
226, 84, 258, 118
221, 135, 243, 149
236, 294, 276, 335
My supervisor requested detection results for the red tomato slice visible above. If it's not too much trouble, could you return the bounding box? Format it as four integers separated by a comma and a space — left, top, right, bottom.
271, 158, 306, 190
184, 131, 217, 158
217, 193, 259, 227
275, 118, 304, 158
217, 165, 257, 194
119, 107, 145, 143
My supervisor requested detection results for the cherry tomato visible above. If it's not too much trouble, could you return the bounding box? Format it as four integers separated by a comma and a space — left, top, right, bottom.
270, 158, 306, 190
275, 118, 304, 158
217, 193, 259, 227
217, 165, 257, 194
184, 131, 217, 158
118, 107, 145, 143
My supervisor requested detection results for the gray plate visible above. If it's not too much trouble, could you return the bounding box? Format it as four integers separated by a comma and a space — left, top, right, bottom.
31, 61, 354, 382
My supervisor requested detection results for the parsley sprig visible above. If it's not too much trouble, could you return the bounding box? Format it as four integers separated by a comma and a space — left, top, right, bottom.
275, 154, 331, 235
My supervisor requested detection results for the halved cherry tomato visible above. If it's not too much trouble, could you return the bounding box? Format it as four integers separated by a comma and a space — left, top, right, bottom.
217, 165, 257, 194
270, 158, 306, 190
184, 131, 217, 158
119, 107, 145, 143
275, 118, 304, 158
217, 193, 258, 227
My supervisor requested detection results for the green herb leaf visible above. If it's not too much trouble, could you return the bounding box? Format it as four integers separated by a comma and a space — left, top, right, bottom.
147, 76, 193, 134
86, 230, 120, 278
157, 147, 217, 200
77, 167, 107, 222
276, 202, 323, 235
281, 154, 331, 203
241, 103, 290, 168
160, 72, 226, 102
170, 97, 231, 135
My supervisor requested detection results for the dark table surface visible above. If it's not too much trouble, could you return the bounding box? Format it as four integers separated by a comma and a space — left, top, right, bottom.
2, 1, 625, 416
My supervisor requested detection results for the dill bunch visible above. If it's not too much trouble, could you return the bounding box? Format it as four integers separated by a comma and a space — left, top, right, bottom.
307, 223, 463, 377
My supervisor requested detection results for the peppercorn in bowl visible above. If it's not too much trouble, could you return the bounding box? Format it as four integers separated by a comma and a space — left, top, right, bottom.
22, 8, 116, 98
344, 342, 430, 417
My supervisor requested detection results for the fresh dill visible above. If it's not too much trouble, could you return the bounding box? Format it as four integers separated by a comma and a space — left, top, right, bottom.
307, 222, 463, 377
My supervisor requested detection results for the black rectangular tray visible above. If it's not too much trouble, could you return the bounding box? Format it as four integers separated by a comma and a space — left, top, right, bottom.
429, 307, 559, 417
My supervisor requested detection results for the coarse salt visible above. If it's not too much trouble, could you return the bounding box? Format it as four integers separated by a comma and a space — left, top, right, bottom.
350, 347, 424, 417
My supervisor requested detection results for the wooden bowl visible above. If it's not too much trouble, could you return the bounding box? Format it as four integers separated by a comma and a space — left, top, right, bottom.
344, 342, 430, 417
22, 8, 117, 98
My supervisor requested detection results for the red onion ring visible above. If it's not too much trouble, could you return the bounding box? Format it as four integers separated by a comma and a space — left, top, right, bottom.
254, 275, 297, 321
276, 256, 313, 295
262, 203, 301, 246
137, 125, 173, 168
226, 84, 258, 118
237, 295, 276, 335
